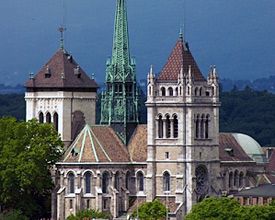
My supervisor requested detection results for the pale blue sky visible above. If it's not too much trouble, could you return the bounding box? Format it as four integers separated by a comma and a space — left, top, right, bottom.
0, 0, 274, 85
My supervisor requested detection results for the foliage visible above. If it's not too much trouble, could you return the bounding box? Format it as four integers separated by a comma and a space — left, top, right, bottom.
66, 209, 111, 220
0, 94, 25, 120
0, 209, 28, 220
220, 87, 275, 146
0, 118, 63, 219
131, 199, 167, 220
185, 197, 275, 220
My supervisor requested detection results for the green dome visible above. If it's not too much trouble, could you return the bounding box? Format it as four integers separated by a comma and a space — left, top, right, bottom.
232, 133, 266, 163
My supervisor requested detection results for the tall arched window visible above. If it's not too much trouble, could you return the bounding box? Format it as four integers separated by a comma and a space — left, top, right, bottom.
53, 112, 58, 131
168, 87, 173, 96
114, 172, 120, 191
102, 172, 109, 194
158, 115, 163, 138
126, 171, 131, 190
39, 112, 44, 123
239, 172, 244, 188
199, 87, 203, 96
161, 87, 166, 96
195, 165, 208, 199
175, 87, 178, 96
137, 172, 144, 192
85, 172, 92, 194
166, 115, 171, 138
200, 115, 205, 139
68, 172, 75, 194
205, 115, 210, 139
195, 115, 200, 139
46, 112, 51, 123
163, 171, 170, 192
234, 170, 239, 187
229, 172, 233, 188
173, 115, 178, 138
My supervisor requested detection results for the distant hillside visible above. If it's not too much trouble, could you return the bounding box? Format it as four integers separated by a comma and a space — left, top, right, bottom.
1, 87, 275, 146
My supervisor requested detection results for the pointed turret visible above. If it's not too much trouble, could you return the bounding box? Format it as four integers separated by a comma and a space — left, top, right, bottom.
100, 0, 139, 145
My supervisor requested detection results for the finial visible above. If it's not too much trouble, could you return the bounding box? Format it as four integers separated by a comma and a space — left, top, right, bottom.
29, 72, 34, 79
179, 27, 183, 39
149, 65, 153, 76
58, 26, 66, 50
91, 73, 95, 80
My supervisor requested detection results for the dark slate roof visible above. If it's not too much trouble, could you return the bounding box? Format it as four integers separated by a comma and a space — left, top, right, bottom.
219, 133, 254, 162
158, 37, 205, 82
128, 125, 147, 162
63, 125, 130, 163
25, 49, 98, 90
235, 184, 275, 197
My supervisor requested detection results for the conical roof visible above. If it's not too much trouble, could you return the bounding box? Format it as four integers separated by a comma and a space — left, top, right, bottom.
63, 124, 130, 163
158, 37, 205, 81
25, 49, 98, 91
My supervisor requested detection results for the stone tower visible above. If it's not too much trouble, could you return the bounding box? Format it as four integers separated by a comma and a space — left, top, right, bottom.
25, 46, 98, 147
146, 33, 221, 214
100, 0, 139, 144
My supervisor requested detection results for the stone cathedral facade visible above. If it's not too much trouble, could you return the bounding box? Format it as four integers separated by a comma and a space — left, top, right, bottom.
25, 0, 269, 219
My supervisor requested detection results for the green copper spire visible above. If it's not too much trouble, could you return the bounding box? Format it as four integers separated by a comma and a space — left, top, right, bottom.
100, 0, 139, 145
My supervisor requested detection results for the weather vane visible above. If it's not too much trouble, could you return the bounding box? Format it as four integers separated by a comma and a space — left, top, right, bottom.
58, 26, 66, 49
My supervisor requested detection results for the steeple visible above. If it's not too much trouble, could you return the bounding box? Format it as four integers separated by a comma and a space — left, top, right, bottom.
101, 0, 139, 145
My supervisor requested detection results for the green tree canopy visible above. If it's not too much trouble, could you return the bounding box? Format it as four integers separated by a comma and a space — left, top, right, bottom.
0, 117, 63, 219
131, 199, 167, 220
66, 209, 111, 220
185, 197, 275, 220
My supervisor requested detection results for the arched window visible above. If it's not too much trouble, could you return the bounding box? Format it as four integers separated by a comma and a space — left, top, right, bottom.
200, 115, 205, 139
187, 86, 190, 95
205, 115, 210, 139
175, 87, 178, 96
161, 87, 166, 96
158, 115, 163, 138
85, 172, 92, 194
166, 115, 171, 138
102, 172, 109, 194
212, 87, 215, 96
195, 165, 208, 198
195, 87, 199, 96
39, 112, 44, 123
68, 172, 75, 194
173, 115, 178, 138
168, 87, 173, 96
195, 115, 200, 139
137, 171, 144, 192
234, 170, 239, 187
53, 112, 58, 131
163, 171, 171, 192
239, 172, 244, 188
180, 87, 182, 96
46, 112, 51, 123
229, 172, 233, 188
126, 171, 131, 190
199, 87, 203, 96
114, 172, 120, 191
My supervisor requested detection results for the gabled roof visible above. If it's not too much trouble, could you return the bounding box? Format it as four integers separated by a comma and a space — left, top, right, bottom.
128, 125, 147, 162
158, 36, 205, 82
63, 124, 130, 163
219, 133, 254, 162
25, 49, 98, 90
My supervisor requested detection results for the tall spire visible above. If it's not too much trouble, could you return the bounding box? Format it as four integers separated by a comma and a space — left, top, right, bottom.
58, 26, 66, 50
101, 0, 139, 145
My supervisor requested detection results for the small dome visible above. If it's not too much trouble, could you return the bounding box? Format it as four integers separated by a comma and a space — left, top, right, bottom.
232, 133, 266, 163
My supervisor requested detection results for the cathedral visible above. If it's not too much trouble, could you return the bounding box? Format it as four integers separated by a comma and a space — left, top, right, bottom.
25, 0, 272, 219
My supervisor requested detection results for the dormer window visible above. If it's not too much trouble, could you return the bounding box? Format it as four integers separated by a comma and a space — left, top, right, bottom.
225, 148, 234, 156
74, 66, 81, 78
45, 66, 51, 78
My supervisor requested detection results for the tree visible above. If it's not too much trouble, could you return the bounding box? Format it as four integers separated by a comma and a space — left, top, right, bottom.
185, 197, 275, 220
0, 118, 63, 219
66, 209, 110, 220
131, 199, 167, 220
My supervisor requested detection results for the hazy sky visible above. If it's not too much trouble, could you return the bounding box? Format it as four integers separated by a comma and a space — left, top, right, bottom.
0, 0, 274, 85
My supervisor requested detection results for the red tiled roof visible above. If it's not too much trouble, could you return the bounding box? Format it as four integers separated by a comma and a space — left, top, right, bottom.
158, 37, 205, 81
128, 125, 147, 162
63, 125, 130, 163
25, 49, 98, 90
219, 133, 254, 162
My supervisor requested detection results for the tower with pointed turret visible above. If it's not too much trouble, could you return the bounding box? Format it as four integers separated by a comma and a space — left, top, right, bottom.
100, 0, 139, 144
